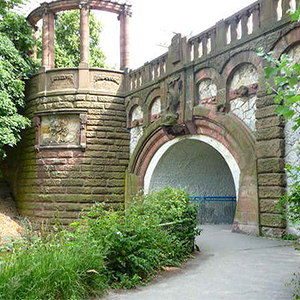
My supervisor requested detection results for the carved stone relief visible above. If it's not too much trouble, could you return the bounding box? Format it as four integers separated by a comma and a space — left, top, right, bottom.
40, 115, 80, 146
130, 105, 144, 155
93, 73, 123, 91
49, 74, 75, 90
150, 97, 161, 117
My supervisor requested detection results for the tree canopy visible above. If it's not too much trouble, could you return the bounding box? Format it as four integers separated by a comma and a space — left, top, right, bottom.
0, 0, 35, 159
54, 10, 107, 68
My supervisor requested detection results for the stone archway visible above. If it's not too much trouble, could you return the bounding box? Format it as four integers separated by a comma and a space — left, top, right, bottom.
127, 110, 259, 235
144, 136, 239, 196
144, 136, 239, 224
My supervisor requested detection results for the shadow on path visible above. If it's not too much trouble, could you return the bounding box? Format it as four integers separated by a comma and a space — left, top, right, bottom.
104, 225, 300, 300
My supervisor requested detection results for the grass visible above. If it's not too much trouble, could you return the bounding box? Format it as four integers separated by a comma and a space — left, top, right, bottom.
0, 188, 200, 300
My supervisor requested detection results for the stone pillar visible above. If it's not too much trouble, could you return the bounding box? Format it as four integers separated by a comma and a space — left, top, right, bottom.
255, 90, 286, 237
79, 1, 90, 68
48, 12, 55, 69
119, 8, 131, 70
30, 26, 38, 60
252, 4, 260, 32
41, 5, 55, 70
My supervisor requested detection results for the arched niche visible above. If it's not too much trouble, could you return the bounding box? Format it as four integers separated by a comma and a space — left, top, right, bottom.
198, 79, 217, 106
227, 63, 259, 132
128, 105, 144, 155
149, 97, 161, 122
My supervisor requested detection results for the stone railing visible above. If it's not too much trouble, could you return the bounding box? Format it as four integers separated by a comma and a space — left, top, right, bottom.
127, 0, 297, 91
127, 52, 168, 91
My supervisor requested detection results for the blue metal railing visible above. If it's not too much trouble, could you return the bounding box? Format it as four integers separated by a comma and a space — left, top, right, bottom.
190, 196, 236, 202
190, 196, 237, 224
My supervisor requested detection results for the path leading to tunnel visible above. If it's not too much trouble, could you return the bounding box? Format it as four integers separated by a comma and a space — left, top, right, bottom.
104, 225, 300, 300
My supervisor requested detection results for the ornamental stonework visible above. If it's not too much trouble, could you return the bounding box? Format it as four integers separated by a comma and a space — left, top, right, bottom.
93, 73, 123, 91
49, 74, 75, 90
40, 115, 80, 146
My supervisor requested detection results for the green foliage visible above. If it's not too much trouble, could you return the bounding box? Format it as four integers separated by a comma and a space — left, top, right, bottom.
0, 32, 32, 159
0, 0, 22, 17
256, 50, 300, 127
0, 11, 34, 64
0, 1, 36, 159
53, 10, 106, 68
277, 165, 300, 225
0, 232, 108, 300
79, 188, 200, 288
0, 188, 201, 298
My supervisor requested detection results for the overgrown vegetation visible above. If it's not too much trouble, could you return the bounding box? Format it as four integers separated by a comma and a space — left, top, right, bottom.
0, 188, 200, 300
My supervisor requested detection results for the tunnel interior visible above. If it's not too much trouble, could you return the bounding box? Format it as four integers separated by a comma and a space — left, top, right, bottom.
149, 139, 237, 224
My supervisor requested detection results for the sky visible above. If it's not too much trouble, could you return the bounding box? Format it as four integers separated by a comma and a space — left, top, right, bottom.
96, 0, 256, 69
17, 0, 257, 70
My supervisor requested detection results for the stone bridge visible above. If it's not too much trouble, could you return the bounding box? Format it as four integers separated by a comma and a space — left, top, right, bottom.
2, 0, 300, 237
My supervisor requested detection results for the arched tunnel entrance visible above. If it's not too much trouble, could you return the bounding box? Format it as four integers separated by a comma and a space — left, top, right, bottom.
144, 136, 240, 224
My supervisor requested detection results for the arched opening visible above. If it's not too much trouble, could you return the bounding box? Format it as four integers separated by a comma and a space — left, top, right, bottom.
144, 135, 240, 224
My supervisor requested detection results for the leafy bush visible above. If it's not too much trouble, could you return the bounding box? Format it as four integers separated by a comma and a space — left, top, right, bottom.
0, 188, 200, 298
78, 188, 200, 288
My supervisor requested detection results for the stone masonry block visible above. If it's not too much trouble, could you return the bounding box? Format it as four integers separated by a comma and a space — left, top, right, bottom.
256, 116, 284, 129
256, 94, 276, 108
256, 139, 284, 158
259, 186, 285, 199
258, 173, 286, 186
260, 199, 280, 213
260, 213, 286, 228
256, 127, 284, 141
261, 226, 285, 238
257, 158, 285, 173
256, 105, 278, 119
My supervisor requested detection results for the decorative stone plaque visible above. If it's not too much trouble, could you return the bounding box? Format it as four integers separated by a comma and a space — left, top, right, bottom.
49, 74, 75, 90
40, 115, 80, 146
34, 109, 87, 151
93, 73, 123, 91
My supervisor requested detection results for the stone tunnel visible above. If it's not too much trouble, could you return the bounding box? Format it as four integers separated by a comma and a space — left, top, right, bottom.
1, 0, 300, 237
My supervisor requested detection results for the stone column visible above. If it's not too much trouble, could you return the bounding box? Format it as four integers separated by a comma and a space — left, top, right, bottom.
79, 1, 90, 68
41, 5, 55, 70
119, 8, 131, 70
48, 12, 55, 69
30, 26, 38, 60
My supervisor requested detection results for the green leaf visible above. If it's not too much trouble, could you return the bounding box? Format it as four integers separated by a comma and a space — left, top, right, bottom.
264, 66, 276, 78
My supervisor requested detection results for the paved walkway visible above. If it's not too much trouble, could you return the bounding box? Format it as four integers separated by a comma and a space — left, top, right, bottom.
104, 225, 300, 300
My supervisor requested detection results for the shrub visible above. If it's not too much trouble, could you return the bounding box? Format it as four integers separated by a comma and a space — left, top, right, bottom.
0, 188, 200, 297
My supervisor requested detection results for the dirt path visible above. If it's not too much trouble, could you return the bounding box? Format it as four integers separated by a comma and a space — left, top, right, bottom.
0, 180, 23, 245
